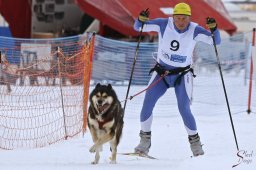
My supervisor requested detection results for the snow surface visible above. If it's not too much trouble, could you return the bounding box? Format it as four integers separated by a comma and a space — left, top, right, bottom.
0, 75, 256, 170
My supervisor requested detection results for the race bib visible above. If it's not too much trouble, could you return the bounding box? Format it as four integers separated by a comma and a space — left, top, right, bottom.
161, 50, 187, 63
170, 54, 187, 63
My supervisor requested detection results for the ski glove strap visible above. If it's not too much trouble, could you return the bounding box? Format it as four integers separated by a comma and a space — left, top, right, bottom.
206, 17, 217, 32
138, 8, 150, 23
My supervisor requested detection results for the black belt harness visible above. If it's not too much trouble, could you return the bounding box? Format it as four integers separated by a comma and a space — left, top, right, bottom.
149, 63, 196, 87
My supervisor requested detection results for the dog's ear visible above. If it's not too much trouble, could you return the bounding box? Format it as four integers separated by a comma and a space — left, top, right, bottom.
107, 84, 112, 90
96, 83, 101, 88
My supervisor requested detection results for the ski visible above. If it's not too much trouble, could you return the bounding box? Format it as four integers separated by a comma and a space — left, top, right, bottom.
118, 152, 157, 159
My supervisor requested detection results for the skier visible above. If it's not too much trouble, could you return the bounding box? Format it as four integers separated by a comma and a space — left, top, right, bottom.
133, 2, 221, 156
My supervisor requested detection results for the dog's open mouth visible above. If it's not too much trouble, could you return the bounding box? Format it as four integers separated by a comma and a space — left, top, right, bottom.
97, 103, 110, 113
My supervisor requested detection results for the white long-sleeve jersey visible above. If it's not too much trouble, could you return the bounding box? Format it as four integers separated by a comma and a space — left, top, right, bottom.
134, 17, 221, 68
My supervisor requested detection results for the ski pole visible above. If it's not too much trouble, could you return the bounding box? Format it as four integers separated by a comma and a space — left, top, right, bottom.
210, 30, 239, 151
247, 28, 256, 114
123, 22, 145, 113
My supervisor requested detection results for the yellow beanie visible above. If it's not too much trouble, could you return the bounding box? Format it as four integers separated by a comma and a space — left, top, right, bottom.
173, 3, 191, 16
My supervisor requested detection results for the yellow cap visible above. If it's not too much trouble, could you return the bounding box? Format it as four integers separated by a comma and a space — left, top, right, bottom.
173, 3, 191, 16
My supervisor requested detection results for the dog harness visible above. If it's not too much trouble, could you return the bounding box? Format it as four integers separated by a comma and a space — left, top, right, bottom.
95, 103, 119, 129
97, 118, 112, 129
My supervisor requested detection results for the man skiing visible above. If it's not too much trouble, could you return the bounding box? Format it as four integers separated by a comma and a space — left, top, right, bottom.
133, 2, 221, 156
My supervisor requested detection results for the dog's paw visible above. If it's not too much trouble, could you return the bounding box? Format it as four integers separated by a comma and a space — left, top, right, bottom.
89, 145, 97, 153
109, 160, 117, 164
91, 160, 98, 164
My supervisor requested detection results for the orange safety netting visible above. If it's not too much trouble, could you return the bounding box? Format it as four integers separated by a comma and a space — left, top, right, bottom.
0, 33, 95, 150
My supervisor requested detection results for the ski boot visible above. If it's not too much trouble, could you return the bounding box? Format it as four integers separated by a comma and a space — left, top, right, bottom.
134, 130, 151, 155
189, 133, 204, 156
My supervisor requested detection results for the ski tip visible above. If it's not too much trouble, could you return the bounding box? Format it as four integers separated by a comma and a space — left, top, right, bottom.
118, 152, 157, 160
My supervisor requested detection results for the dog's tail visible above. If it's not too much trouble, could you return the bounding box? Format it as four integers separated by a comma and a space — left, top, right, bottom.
116, 107, 124, 145
116, 122, 123, 146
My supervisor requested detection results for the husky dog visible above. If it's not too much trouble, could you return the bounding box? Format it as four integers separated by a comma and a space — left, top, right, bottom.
87, 83, 124, 164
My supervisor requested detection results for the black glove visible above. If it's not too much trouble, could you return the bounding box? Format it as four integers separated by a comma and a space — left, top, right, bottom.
138, 8, 150, 23
206, 17, 217, 32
